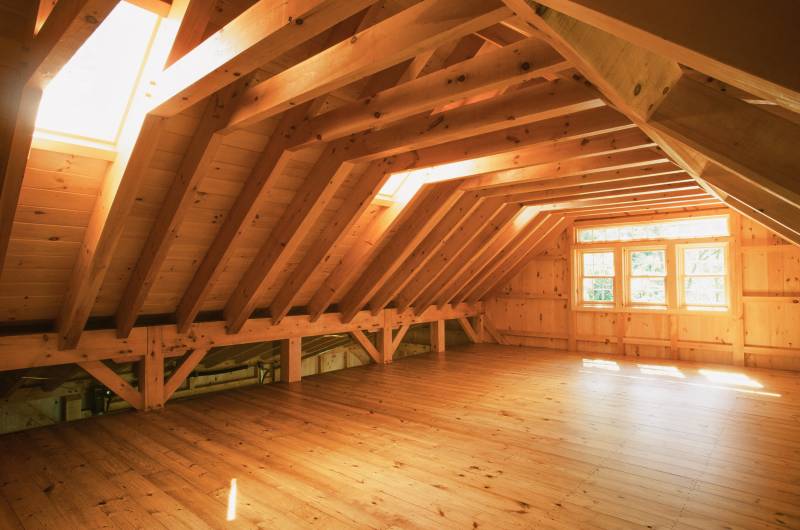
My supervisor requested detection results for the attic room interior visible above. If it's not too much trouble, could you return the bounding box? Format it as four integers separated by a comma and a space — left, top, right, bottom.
0, 0, 798, 527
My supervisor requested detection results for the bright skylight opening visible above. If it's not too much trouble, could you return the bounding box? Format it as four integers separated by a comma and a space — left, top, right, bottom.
376, 161, 478, 204
34, 1, 160, 145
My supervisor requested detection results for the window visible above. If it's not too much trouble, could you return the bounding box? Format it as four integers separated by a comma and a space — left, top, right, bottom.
579, 251, 614, 305
628, 248, 666, 306
679, 244, 728, 310
34, 2, 160, 145
577, 216, 729, 243
572, 215, 730, 313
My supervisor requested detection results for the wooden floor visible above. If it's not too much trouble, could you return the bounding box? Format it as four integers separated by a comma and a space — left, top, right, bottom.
0, 345, 799, 530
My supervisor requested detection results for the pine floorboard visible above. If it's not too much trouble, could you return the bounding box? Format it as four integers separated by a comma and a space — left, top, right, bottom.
0, 344, 799, 529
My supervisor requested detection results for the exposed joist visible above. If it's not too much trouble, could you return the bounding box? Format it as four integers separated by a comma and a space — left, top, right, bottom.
164, 0, 215, 67
438, 209, 537, 306
482, 216, 571, 298
150, 0, 379, 116
268, 157, 412, 324
283, 36, 568, 149
224, 0, 513, 130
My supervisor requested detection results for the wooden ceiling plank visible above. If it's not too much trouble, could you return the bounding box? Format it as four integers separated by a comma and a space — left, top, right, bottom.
530, 0, 800, 112
337, 180, 464, 324
115, 76, 253, 338
481, 215, 571, 299
306, 202, 405, 321
284, 36, 568, 149
395, 199, 506, 312
414, 203, 522, 312
225, 0, 514, 131
223, 141, 354, 333
151, 0, 379, 117
465, 212, 558, 301
267, 157, 405, 324
367, 192, 484, 315
441, 208, 536, 306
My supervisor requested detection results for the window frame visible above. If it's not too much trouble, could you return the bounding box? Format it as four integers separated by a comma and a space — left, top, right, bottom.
676, 242, 730, 311
576, 248, 616, 308
624, 245, 669, 309
571, 213, 732, 315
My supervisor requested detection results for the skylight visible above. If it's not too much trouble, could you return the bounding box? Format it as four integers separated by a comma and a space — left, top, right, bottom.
34, 1, 160, 145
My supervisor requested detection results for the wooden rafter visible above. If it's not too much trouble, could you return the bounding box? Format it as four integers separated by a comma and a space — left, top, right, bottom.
224, 0, 513, 130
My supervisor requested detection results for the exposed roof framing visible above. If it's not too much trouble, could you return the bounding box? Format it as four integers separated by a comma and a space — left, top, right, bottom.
0, 0, 795, 357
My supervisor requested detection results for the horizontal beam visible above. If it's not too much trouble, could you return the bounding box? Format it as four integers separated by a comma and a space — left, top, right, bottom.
0, 304, 481, 372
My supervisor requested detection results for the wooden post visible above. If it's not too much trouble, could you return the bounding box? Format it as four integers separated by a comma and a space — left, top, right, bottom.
730, 212, 745, 366
280, 337, 301, 383
431, 320, 446, 352
472, 314, 485, 343
139, 327, 165, 411
378, 327, 394, 364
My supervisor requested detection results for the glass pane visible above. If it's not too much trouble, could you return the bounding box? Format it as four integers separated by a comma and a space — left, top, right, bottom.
630, 250, 666, 275
576, 216, 729, 243
630, 277, 666, 304
684, 247, 725, 275
583, 278, 613, 302
582, 252, 614, 276
684, 276, 726, 306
